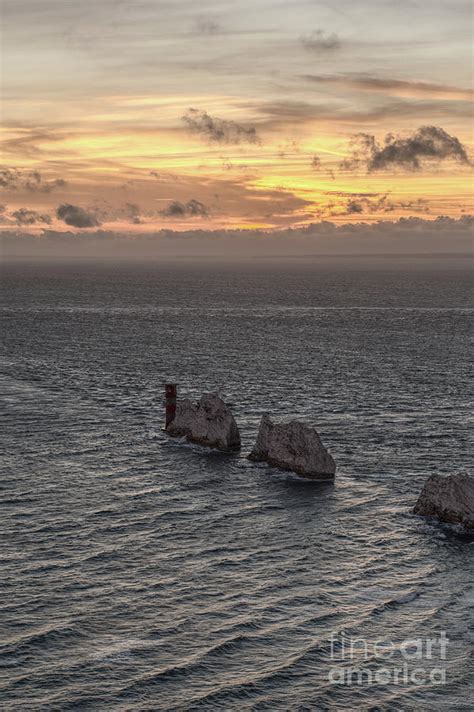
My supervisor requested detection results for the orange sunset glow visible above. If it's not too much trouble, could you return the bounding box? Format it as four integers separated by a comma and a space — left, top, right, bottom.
1, 0, 473, 241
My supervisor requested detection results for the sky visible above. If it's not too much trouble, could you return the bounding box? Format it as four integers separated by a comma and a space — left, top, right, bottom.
1, 0, 473, 244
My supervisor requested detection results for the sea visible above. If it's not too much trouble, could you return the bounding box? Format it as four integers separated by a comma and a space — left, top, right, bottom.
1, 260, 473, 711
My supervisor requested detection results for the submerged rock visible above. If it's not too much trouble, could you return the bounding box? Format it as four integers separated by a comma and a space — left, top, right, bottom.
166, 393, 241, 451
414, 473, 473, 529
249, 414, 336, 480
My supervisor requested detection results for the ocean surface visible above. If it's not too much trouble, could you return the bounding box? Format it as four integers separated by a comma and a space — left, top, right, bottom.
1, 260, 473, 711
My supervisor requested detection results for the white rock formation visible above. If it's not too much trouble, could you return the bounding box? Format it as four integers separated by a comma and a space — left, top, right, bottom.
249, 414, 336, 479
414, 473, 473, 529
166, 393, 241, 451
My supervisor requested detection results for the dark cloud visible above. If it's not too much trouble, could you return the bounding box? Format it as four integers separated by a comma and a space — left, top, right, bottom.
149, 170, 182, 182
186, 199, 208, 216
346, 200, 364, 214
195, 15, 221, 35
300, 30, 340, 52
182, 108, 260, 145
0, 167, 68, 192
55, 200, 143, 225
338, 193, 429, 215
56, 203, 101, 227
341, 126, 471, 172
162, 201, 187, 217
12, 207, 52, 225
162, 199, 208, 218
310, 154, 337, 180
0, 168, 19, 189
0, 204, 6, 213
346, 195, 391, 214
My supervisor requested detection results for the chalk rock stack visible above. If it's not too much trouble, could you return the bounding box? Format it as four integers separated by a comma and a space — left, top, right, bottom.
414, 473, 473, 529
249, 414, 336, 480
166, 393, 241, 451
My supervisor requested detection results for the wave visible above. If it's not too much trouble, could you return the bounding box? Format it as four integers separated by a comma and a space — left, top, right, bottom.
1, 622, 78, 655
371, 589, 421, 615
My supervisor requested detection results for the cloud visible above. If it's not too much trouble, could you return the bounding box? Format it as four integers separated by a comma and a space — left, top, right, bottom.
56, 203, 101, 227
276, 139, 301, 159
326, 192, 381, 197
337, 193, 429, 215
248, 95, 473, 132
301, 74, 474, 101
162, 198, 208, 218
346, 195, 391, 215
162, 201, 187, 217
300, 30, 340, 52
346, 200, 364, 214
124, 202, 140, 220
26, 175, 67, 193
322, 191, 430, 216
310, 154, 337, 180
0, 168, 19, 189
195, 15, 221, 35
0, 167, 68, 192
345, 193, 427, 214
3, 216, 472, 261
84, 199, 144, 224
341, 126, 471, 172
12, 207, 52, 225
182, 108, 260, 145
149, 170, 182, 183
186, 199, 208, 216
0, 128, 66, 158
220, 157, 250, 171
250, 101, 322, 128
